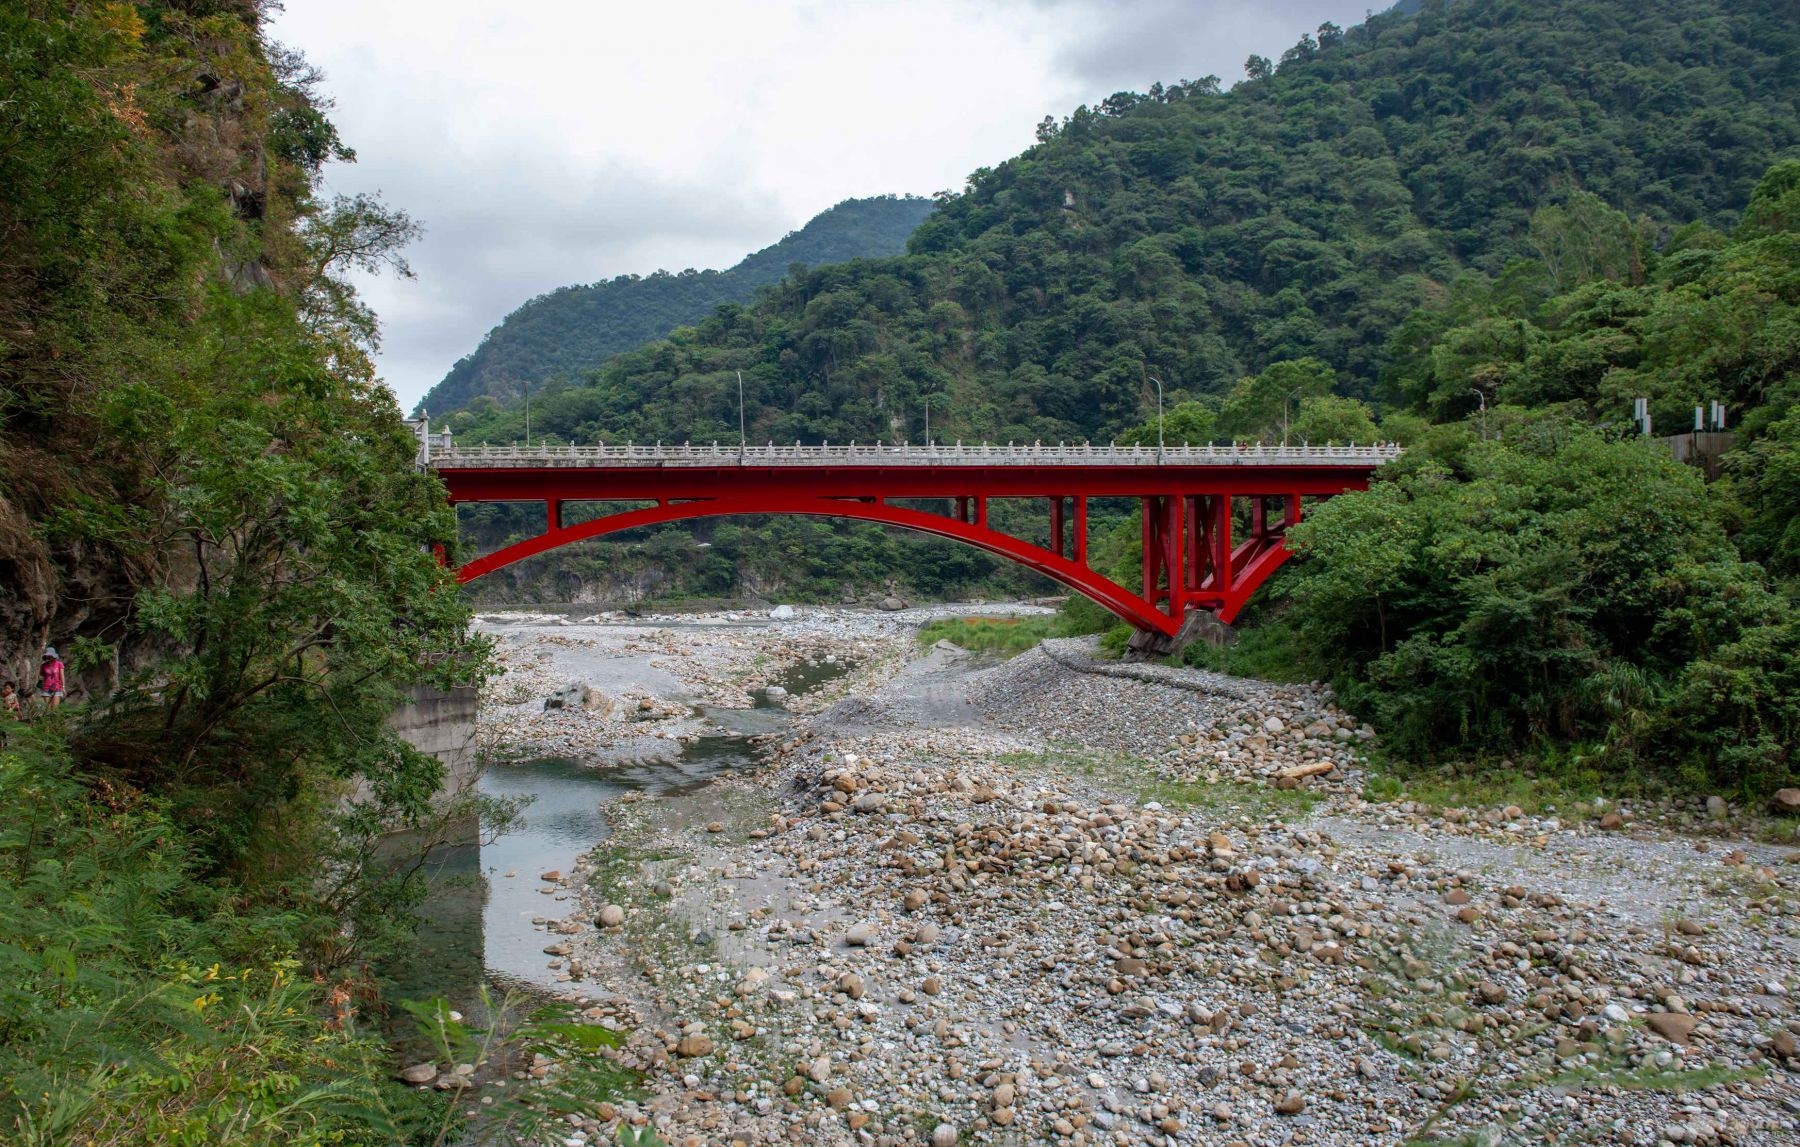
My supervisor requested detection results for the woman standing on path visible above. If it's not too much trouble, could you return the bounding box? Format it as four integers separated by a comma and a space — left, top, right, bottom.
39, 647, 64, 710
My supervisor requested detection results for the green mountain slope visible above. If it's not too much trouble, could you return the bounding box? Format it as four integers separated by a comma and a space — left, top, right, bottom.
417, 194, 935, 416
446, 0, 1796, 449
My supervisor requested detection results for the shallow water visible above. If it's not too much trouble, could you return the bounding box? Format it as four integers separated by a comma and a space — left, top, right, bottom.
383, 651, 849, 1009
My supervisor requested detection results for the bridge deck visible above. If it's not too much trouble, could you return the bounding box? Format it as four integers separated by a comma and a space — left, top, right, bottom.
423, 441, 1401, 469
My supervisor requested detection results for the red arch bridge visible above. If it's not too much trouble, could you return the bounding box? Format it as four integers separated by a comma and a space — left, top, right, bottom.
424, 439, 1400, 652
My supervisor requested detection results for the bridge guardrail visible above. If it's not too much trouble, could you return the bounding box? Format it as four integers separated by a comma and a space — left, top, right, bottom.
425, 441, 1402, 469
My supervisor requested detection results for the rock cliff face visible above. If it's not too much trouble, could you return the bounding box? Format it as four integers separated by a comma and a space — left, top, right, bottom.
0, 481, 150, 704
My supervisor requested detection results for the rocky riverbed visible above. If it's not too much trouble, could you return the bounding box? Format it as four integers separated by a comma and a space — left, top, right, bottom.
456, 607, 1800, 1147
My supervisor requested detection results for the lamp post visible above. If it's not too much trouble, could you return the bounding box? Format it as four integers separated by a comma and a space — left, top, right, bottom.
1148, 375, 1165, 463
923, 393, 947, 446
1469, 387, 1487, 441
1282, 387, 1303, 448
524, 380, 531, 447
736, 371, 747, 459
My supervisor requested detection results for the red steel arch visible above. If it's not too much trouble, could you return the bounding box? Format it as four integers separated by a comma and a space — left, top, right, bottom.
435, 451, 1390, 638
458, 495, 1179, 634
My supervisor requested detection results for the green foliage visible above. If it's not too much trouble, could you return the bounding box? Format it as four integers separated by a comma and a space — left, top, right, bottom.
1181, 615, 1315, 683
0, 3, 488, 1139
1287, 159, 1800, 790
1220, 359, 1338, 442
1527, 191, 1650, 292
1281, 420, 1797, 788
1291, 394, 1381, 445
916, 615, 1054, 656
419, 196, 937, 417
0, 732, 436, 1144
1117, 400, 1218, 447
398, 990, 646, 1146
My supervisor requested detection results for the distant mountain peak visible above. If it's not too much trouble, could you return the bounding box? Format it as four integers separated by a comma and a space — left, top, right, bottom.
415, 195, 935, 417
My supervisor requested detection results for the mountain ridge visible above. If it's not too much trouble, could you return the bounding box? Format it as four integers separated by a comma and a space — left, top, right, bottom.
416, 194, 935, 416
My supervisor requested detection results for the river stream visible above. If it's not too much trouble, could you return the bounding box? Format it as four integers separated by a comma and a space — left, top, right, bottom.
384, 652, 850, 1010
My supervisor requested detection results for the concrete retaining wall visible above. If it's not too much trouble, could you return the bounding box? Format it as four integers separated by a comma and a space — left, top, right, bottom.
386, 683, 480, 799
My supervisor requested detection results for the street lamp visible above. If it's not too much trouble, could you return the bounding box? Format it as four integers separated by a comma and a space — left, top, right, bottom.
1147, 375, 1165, 462
1281, 387, 1304, 447
1469, 387, 1487, 441
923, 393, 947, 446
523, 380, 531, 447
736, 370, 747, 459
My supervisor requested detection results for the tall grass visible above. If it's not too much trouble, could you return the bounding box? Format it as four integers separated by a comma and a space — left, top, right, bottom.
917, 615, 1055, 656
1180, 618, 1316, 682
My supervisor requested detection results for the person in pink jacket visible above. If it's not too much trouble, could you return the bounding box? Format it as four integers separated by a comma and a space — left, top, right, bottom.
39, 647, 64, 710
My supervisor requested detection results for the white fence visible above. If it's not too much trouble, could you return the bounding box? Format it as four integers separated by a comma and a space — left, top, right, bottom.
424, 439, 1402, 469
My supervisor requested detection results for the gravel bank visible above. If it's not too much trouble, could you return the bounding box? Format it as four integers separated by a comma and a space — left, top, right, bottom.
493, 614, 1800, 1147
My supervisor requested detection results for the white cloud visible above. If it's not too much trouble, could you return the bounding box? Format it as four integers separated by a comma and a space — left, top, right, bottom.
272, 0, 1369, 408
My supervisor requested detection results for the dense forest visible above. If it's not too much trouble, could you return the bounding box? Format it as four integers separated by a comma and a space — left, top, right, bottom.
1, 2, 479, 1138
416, 195, 935, 417
1258, 162, 1800, 790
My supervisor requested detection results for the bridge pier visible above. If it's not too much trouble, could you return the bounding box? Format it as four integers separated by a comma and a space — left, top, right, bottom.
1125, 608, 1238, 660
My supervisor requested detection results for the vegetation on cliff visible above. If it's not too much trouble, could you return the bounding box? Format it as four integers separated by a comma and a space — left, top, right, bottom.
1, 2, 480, 1137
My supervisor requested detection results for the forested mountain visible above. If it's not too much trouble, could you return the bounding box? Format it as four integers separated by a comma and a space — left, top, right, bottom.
445, 0, 1796, 448
417, 195, 935, 416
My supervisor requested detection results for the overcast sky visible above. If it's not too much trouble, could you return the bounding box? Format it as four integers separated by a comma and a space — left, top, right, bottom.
271, 1, 1370, 411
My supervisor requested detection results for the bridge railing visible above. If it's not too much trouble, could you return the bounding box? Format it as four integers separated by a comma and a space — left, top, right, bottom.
427, 440, 1402, 469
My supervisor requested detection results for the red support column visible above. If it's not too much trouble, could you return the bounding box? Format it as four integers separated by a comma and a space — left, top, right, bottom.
1184, 495, 1201, 593
1073, 496, 1088, 567
1252, 495, 1267, 539
547, 499, 562, 532
1141, 497, 1154, 603
1164, 493, 1185, 620
974, 496, 988, 528
1286, 493, 1302, 528
1050, 496, 1064, 559
1212, 494, 1233, 602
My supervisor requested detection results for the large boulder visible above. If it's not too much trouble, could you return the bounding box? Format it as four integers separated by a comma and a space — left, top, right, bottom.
543, 682, 584, 710
1771, 788, 1800, 816
876, 596, 906, 612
